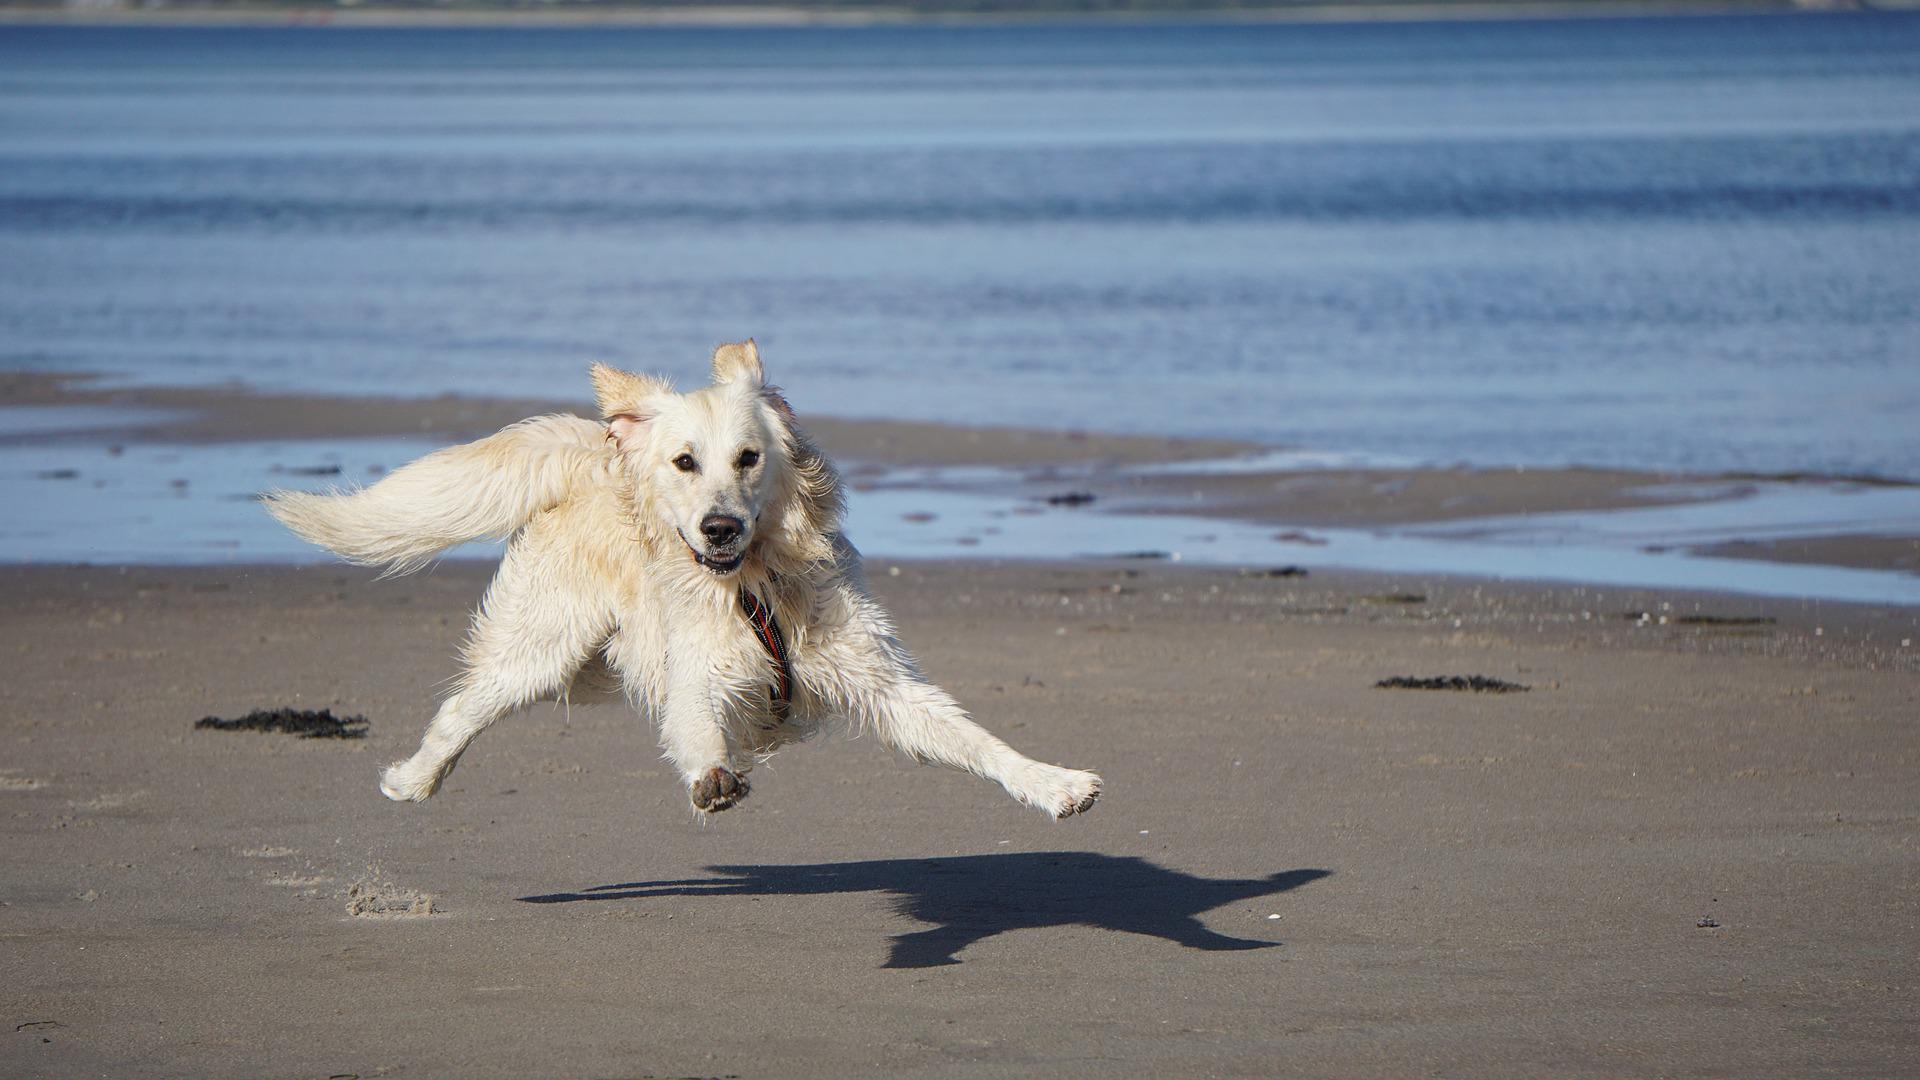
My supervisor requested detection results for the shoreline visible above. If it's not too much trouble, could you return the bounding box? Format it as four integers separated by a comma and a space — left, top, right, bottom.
5, 370, 1919, 599
14, 367, 1914, 491
0, 369, 1255, 466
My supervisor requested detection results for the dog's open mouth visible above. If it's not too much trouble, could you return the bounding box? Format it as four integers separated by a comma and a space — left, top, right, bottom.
678, 530, 744, 575
696, 551, 743, 574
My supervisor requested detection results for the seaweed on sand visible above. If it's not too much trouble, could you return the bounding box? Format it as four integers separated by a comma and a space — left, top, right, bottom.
1374, 675, 1530, 694
195, 708, 369, 739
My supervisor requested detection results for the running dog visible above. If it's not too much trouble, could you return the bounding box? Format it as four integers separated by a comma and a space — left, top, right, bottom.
266, 342, 1103, 818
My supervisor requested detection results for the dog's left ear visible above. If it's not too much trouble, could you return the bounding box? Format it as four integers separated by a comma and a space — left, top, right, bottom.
711, 339, 765, 388
606, 412, 648, 451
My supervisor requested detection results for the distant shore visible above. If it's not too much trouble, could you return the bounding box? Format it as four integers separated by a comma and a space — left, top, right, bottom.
0, 0, 1839, 29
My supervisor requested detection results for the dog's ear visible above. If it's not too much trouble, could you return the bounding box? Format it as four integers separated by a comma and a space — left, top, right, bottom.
761, 385, 798, 425
605, 412, 648, 451
590, 362, 667, 416
711, 339, 765, 387
590, 363, 669, 451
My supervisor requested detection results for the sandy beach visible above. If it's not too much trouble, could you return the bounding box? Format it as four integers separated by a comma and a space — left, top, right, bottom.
3, 373, 1918, 1077
3, 556, 1916, 1078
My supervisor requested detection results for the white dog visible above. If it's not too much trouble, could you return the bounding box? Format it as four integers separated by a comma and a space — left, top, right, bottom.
266, 342, 1102, 818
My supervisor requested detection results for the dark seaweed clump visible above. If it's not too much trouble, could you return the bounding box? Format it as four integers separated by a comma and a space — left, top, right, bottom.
1615, 611, 1776, 626
1375, 675, 1530, 694
195, 708, 369, 739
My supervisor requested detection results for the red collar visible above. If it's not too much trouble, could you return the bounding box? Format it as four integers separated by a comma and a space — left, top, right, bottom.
737, 587, 792, 723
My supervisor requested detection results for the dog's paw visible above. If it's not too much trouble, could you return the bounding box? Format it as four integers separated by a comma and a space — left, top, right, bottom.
379, 758, 443, 803
689, 766, 750, 813
1013, 765, 1102, 819
1052, 770, 1102, 819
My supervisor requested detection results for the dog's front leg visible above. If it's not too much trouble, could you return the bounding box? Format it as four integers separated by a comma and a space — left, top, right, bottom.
815, 618, 1102, 819
660, 646, 749, 813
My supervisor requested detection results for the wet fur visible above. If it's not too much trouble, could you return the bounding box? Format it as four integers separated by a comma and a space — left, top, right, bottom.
265, 341, 1103, 819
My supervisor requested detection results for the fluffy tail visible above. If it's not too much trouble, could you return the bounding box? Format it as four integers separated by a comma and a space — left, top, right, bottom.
265, 414, 605, 575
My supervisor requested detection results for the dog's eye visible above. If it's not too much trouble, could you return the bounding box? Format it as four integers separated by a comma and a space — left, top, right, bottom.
736, 449, 760, 470
672, 453, 698, 473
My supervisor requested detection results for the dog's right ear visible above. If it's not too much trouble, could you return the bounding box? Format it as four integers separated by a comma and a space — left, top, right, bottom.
590, 363, 669, 451
711, 339, 765, 387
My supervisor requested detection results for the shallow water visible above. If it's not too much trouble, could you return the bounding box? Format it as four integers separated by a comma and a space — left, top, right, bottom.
6, 421, 1917, 604
3, 16, 1918, 479
846, 469, 1920, 605
0, 435, 459, 564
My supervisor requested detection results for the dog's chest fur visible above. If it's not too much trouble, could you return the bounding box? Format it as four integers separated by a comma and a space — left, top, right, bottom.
593, 566, 817, 743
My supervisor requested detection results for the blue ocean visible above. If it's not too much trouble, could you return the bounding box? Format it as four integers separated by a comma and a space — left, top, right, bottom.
2, 13, 1918, 479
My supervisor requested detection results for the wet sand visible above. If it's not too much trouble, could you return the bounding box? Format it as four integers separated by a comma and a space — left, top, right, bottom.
2, 559, 1915, 1077
1105, 463, 1698, 525
1693, 534, 1920, 574
1, 370, 1249, 468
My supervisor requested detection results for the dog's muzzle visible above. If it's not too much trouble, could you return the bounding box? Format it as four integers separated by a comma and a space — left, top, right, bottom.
693, 550, 743, 574
680, 516, 747, 575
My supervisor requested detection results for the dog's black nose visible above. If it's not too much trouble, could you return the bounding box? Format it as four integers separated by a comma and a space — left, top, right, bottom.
700, 514, 744, 547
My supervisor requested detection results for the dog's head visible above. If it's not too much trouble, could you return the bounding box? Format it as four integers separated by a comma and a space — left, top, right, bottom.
594, 341, 838, 577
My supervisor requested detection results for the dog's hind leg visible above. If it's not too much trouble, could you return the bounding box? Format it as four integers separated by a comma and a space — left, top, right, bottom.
380, 542, 613, 803
812, 616, 1102, 820
855, 675, 1101, 819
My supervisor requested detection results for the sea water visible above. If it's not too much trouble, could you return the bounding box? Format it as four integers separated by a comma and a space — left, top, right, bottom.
3, 14, 1918, 480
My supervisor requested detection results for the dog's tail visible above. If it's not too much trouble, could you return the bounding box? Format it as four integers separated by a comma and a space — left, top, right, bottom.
264, 414, 606, 575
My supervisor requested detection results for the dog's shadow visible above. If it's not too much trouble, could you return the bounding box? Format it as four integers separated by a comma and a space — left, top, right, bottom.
520, 852, 1331, 968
